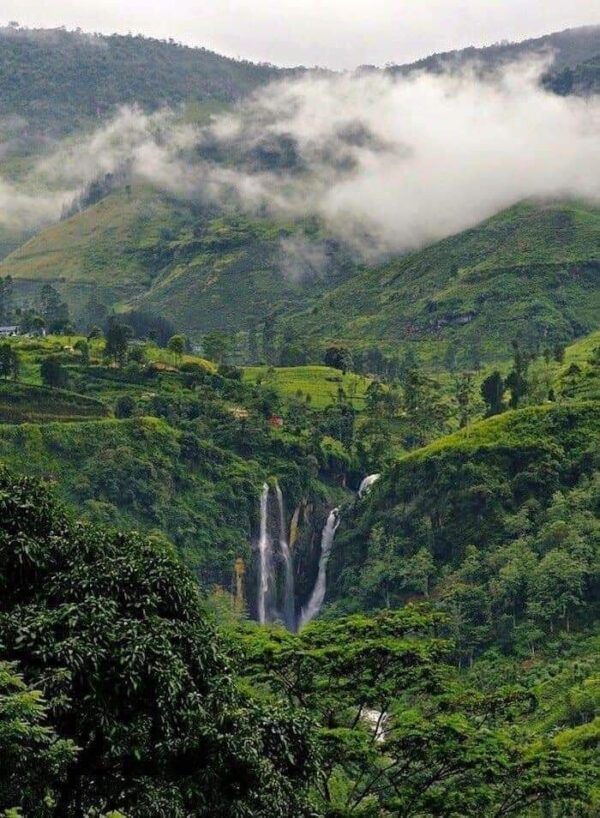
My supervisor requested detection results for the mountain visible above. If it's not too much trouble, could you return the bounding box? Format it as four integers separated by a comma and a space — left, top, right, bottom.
1, 24, 600, 355
1, 22, 598, 150
291, 199, 600, 364
391, 24, 600, 77
547, 52, 600, 95
5, 195, 600, 361
0, 25, 283, 144
0, 185, 359, 337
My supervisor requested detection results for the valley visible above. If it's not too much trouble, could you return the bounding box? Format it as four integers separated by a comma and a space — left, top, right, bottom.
0, 17, 598, 818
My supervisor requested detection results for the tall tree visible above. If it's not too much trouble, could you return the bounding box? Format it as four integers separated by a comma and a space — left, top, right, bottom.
505, 340, 530, 409
40, 357, 68, 389
202, 331, 231, 364
481, 370, 505, 417
39, 284, 70, 334
0, 344, 19, 381
262, 314, 278, 365
0, 275, 13, 324
104, 320, 133, 367
0, 470, 315, 817
455, 371, 477, 428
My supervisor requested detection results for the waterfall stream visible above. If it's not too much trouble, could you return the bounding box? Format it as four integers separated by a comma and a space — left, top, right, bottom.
358, 473, 380, 497
275, 483, 296, 631
299, 508, 340, 628
257, 483, 272, 624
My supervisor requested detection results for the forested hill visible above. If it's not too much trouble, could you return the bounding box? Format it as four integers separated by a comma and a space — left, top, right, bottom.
389, 24, 600, 76
0, 25, 283, 139
2, 22, 599, 145
291, 200, 600, 364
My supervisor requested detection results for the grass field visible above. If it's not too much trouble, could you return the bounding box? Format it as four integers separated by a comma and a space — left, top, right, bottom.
243, 365, 372, 409
0, 382, 109, 423
555, 329, 600, 402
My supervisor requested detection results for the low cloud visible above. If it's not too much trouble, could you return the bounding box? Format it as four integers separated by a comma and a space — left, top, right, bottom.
1, 59, 600, 262
0, 107, 197, 230
197, 58, 600, 258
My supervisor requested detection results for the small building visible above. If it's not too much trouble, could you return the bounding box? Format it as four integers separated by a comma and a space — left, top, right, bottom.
269, 415, 284, 429
0, 325, 19, 337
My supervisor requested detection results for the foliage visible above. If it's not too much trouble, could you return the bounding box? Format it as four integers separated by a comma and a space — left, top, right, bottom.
331, 402, 600, 663
0, 660, 76, 815
0, 345, 19, 381
40, 357, 69, 389
0, 26, 279, 141
240, 609, 592, 816
0, 470, 315, 817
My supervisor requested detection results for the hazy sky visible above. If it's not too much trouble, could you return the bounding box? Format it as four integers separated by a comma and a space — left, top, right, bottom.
2, 0, 598, 68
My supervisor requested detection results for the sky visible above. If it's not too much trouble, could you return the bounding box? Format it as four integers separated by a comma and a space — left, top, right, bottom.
2, 0, 598, 69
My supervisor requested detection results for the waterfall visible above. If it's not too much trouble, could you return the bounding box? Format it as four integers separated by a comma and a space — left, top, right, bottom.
257, 483, 272, 624
358, 473, 380, 497
300, 508, 340, 628
275, 483, 296, 631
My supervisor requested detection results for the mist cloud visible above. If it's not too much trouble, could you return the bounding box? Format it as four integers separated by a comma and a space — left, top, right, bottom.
1, 59, 600, 263
0, 107, 197, 230
196, 59, 600, 258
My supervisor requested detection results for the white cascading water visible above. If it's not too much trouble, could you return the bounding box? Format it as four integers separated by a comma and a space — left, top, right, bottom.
257, 483, 272, 624
358, 473, 381, 497
299, 508, 340, 628
275, 483, 296, 630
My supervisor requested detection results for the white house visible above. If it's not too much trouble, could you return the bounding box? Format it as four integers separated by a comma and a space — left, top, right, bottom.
0, 325, 19, 337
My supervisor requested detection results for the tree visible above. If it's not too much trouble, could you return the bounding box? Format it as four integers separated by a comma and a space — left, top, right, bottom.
454, 371, 477, 428
39, 284, 70, 333
73, 338, 90, 365
83, 294, 108, 331
505, 340, 530, 409
114, 395, 136, 419
243, 609, 588, 817
167, 334, 186, 363
0, 275, 13, 324
324, 345, 353, 374
481, 370, 505, 416
0, 659, 76, 815
247, 324, 260, 363
401, 368, 450, 448
40, 357, 68, 389
0, 344, 19, 380
262, 314, 278, 365
121, 310, 175, 347
202, 331, 231, 364
0, 469, 315, 817
104, 320, 133, 367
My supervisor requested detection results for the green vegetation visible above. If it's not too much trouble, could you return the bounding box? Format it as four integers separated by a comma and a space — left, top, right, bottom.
0, 21, 599, 816
292, 200, 600, 364
0, 470, 315, 816
243, 365, 371, 410
0, 191, 358, 339
7, 197, 600, 366
330, 401, 600, 659
0, 25, 280, 142
0, 382, 108, 422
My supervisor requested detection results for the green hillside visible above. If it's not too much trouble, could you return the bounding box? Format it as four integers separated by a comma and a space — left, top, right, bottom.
0, 382, 108, 423
556, 328, 600, 401
328, 400, 600, 651
0, 187, 358, 336
393, 24, 600, 76
293, 200, 600, 364
0, 25, 282, 142
243, 365, 371, 409
547, 52, 600, 95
